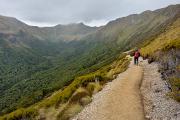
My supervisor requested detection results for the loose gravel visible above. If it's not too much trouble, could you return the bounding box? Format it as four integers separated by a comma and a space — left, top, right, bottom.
140, 60, 180, 120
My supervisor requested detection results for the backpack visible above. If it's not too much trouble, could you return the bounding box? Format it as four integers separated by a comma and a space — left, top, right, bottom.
134, 51, 139, 58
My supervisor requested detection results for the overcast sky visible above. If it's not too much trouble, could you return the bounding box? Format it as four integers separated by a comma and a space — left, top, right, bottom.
0, 0, 180, 27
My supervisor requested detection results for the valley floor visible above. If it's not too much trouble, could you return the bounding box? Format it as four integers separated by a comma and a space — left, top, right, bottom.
72, 58, 180, 120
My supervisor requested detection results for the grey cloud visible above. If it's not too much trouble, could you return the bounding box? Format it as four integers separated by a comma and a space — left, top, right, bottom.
0, 0, 179, 26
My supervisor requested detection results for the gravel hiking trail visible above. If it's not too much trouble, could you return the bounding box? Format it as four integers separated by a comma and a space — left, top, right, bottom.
73, 59, 145, 120
141, 60, 180, 120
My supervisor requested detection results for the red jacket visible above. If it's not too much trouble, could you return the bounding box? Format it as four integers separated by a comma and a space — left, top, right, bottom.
134, 51, 140, 58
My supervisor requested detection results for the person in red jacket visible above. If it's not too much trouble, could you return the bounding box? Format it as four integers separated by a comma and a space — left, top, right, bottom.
134, 49, 140, 65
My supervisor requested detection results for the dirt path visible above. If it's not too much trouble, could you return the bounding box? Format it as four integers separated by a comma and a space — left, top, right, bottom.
72, 59, 145, 120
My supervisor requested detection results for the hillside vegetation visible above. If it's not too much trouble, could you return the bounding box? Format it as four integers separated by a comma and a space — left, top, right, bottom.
141, 18, 180, 56
0, 4, 180, 118
141, 17, 180, 102
0, 54, 130, 120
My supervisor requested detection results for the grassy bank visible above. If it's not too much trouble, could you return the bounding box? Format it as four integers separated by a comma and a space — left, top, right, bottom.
141, 18, 180, 57
140, 18, 180, 102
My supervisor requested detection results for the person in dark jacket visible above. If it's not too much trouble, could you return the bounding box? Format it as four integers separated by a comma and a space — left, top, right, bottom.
134, 49, 140, 65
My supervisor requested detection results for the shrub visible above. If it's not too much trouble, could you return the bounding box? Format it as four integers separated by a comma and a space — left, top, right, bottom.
79, 96, 92, 106
57, 103, 82, 120
86, 82, 102, 95
0, 107, 37, 120
69, 87, 89, 103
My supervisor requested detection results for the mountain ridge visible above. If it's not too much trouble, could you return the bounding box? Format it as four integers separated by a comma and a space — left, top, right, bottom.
0, 4, 180, 119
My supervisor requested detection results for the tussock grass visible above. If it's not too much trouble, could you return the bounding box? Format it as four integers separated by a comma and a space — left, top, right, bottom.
0, 53, 130, 120
167, 77, 180, 102
79, 96, 92, 106
86, 82, 102, 95
176, 65, 180, 70
57, 103, 83, 120
69, 87, 89, 103
0, 107, 37, 120
140, 18, 180, 58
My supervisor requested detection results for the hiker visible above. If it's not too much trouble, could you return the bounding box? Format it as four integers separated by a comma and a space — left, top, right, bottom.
134, 49, 140, 65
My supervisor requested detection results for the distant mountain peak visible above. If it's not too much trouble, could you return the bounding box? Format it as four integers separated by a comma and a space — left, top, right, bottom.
54, 22, 90, 28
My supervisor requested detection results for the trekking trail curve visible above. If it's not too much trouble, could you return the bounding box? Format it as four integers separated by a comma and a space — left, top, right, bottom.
73, 57, 145, 120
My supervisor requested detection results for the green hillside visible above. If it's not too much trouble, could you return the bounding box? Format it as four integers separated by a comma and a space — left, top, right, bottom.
141, 17, 180, 101
0, 4, 180, 119
141, 18, 180, 55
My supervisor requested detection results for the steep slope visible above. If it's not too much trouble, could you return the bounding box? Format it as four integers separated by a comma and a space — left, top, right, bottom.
0, 15, 98, 42
141, 17, 180, 55
47, 23, 98, 42
85, 4, 180, 50
0, 17, 114, 115
0, 15, 28, 34
0, 4, 180, 117
0, 53, 130, 120
141, 17, 180, 101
